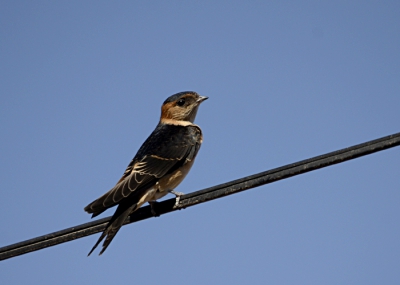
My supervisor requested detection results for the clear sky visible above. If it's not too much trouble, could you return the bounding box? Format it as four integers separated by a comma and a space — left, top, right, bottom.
1, 1, 399, 284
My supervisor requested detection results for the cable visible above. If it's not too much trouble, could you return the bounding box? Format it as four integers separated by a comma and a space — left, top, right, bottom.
1, 132, 399, 261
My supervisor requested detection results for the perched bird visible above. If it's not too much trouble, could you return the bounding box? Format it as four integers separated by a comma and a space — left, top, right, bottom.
84, 91, 208, 255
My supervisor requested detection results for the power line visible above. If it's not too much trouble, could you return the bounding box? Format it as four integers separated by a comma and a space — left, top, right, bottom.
1, 132, 399, 261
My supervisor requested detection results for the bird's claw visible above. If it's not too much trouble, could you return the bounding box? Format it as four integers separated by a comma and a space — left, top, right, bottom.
148, 201, 160, 217
169, 190, 184, 208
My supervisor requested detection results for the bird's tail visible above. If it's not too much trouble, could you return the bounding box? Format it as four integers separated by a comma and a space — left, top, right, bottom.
88, 203, 138, 256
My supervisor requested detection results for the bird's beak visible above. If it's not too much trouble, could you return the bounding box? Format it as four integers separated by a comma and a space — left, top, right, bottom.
197, 96, 209, 103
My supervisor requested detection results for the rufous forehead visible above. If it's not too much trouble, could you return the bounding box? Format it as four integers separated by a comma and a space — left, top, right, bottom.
178, 93, 198, 102
162, 94, 196, 106
163, 91, 198, 105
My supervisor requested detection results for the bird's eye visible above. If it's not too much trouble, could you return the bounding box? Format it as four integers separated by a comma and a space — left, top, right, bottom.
177, 98, 186, 106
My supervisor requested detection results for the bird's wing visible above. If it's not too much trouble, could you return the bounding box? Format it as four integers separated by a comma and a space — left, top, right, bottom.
84, 124, 202, 217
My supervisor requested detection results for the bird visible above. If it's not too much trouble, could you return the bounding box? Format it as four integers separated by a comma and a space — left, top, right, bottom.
84, 91, 208, 255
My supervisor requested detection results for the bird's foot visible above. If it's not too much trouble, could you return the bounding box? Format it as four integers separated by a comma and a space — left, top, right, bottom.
169, 190, 184, 208
148, 201, 160, 217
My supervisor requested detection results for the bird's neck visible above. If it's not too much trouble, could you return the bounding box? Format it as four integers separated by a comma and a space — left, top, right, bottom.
160, 118, 194, 126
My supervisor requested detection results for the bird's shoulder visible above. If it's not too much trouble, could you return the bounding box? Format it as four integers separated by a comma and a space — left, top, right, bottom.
135, 122, 202, 160
116, 122, 202, 184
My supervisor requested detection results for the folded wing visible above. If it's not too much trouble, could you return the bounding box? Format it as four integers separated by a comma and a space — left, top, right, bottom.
84, 124, 202, 217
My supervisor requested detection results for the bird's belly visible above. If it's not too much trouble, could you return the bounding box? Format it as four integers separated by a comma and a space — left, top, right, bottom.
154, 160, 195, 199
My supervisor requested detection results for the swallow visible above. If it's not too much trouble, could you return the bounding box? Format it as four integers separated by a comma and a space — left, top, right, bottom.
84, 91, 208, 255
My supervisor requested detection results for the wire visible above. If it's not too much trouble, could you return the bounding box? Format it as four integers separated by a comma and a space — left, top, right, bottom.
1, 132, 400, 261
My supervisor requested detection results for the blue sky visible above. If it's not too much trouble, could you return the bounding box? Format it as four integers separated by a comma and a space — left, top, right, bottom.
1, 1, 399, 284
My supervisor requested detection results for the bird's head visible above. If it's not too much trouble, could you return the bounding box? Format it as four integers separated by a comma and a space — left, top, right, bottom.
160, 91, 208, 123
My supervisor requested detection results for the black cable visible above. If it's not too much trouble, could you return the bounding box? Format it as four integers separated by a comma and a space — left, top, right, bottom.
1, 132, 399, 261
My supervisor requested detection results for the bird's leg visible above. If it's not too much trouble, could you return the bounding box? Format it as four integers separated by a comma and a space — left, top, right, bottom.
169, 190, 184, 208
148, 201, 160, 217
